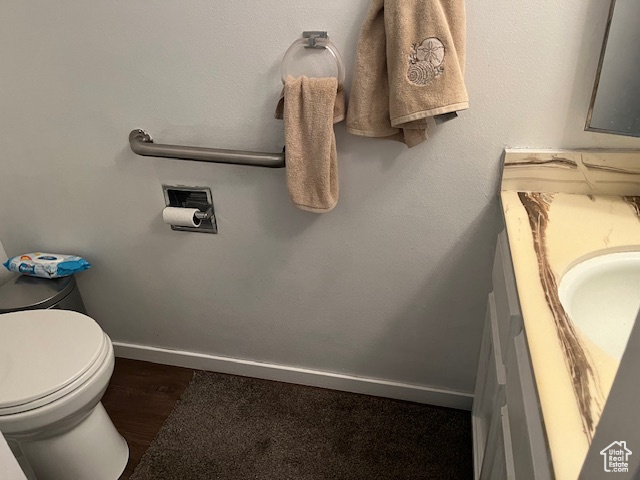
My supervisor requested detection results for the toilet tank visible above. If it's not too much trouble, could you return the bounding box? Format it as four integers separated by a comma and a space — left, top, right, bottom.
0, 275, 87, 314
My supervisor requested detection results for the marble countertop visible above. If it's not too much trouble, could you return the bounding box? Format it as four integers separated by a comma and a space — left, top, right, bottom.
500, 149, 640, 480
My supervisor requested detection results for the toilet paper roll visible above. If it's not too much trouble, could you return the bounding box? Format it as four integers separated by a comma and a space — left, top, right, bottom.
162, 207, 202, 228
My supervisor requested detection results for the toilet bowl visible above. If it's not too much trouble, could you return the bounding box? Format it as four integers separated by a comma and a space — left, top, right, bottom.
0, 309, 128, 480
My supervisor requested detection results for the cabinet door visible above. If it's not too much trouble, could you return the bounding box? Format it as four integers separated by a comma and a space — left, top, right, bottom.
480, 404, 516, 480
492, 231, 523, 361
473, 292, 506, 478
476, 232, 554, 479
504, 331, 553, 480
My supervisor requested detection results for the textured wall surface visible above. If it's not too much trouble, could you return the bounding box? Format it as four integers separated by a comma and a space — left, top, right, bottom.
1, 1, 639, 394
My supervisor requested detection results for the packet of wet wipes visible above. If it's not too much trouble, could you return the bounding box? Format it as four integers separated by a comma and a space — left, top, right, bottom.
3, 253, 91, 279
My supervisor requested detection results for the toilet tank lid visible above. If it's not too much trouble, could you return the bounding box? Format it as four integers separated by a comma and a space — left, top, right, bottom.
0, 310, 106, 409
0, 275, 75, 313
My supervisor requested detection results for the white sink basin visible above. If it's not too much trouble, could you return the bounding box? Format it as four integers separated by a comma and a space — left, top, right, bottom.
558, 251, 640, 361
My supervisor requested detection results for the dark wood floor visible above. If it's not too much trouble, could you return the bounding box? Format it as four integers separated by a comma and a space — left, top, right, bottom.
102, 358, 195, 479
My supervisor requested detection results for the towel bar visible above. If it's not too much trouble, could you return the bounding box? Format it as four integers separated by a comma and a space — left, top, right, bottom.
129, 129, 285, 168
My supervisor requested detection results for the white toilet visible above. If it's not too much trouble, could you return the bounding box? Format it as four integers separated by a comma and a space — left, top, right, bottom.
0, 309, 129, 480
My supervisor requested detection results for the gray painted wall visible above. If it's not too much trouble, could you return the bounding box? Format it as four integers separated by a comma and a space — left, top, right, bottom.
1, 0, 640, 394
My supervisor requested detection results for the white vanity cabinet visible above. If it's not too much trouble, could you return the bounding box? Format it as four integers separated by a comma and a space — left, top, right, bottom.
472, 232, 554, 480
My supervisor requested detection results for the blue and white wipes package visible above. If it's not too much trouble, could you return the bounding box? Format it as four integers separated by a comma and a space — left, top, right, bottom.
3, 252, 91, 279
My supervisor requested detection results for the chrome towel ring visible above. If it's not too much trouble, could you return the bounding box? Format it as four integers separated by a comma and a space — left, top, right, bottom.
281, 31, 346, 88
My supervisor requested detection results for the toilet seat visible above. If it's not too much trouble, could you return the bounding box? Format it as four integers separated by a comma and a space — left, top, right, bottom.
0, 310, 108, 415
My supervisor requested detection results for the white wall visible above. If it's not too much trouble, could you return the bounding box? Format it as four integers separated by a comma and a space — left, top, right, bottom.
1, 0, 639, 395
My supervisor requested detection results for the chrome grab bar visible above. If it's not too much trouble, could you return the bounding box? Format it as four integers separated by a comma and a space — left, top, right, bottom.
129, 129, 285, 168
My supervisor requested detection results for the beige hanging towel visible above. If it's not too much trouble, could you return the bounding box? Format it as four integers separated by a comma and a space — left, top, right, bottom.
346, 0, 469, 147
275, 76, 345, 213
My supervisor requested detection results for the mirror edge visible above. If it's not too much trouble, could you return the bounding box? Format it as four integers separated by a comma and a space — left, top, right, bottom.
584, 0, 629, 136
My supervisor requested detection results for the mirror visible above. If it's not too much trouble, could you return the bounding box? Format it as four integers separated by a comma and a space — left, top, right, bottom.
586, 0, 640, 137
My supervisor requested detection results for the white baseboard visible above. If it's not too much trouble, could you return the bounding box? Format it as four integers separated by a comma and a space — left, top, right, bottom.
113, 342, 473, 410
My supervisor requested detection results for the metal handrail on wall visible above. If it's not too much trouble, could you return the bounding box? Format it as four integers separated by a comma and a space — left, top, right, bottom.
129, 129, 285, 168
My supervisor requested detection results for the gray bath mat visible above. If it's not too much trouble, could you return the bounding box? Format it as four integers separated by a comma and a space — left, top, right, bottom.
130, 371, 472, 480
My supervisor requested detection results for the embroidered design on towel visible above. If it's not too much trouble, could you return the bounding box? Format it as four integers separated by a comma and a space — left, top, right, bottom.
407, 38, 445, 85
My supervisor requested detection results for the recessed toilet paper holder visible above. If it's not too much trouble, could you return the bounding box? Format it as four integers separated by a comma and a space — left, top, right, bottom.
193, 207, 214, 221
162, 185, 218, 234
